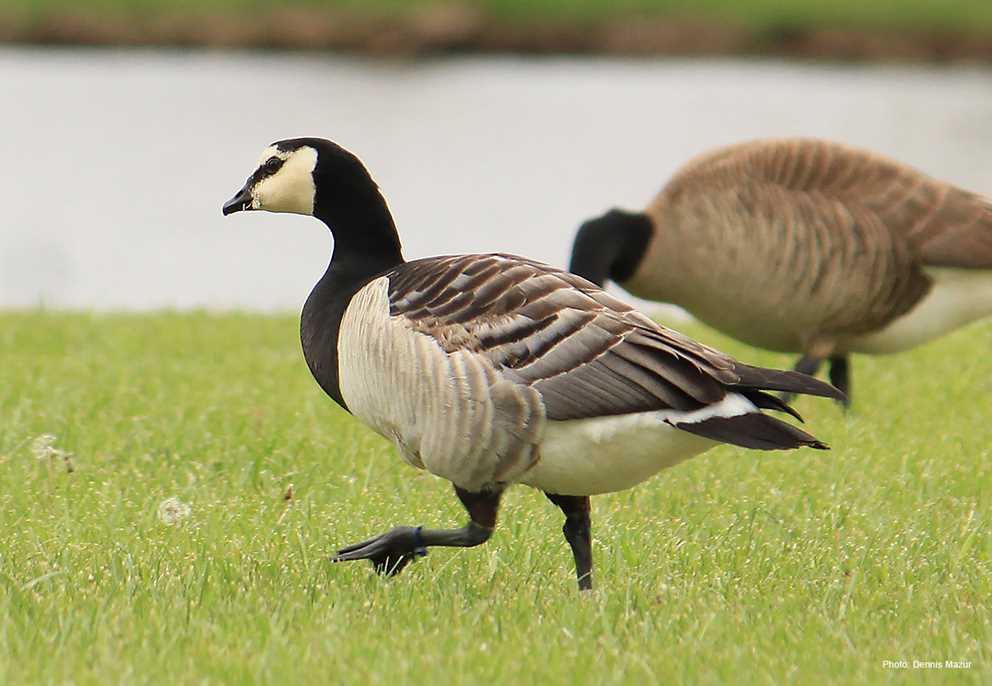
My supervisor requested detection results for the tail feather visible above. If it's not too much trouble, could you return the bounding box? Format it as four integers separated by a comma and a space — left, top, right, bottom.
732, 363, 846, 402
675, 412, 829, 451
737, 388, 804, 422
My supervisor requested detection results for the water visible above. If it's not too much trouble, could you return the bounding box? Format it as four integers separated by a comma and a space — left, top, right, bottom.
3, 48, 991, 311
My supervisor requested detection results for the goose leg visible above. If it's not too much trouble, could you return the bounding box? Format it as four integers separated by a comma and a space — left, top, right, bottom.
332, 486, 501, 577
545, 493, 593, 591
779, 355, 824, 404
828, 355, 851, 407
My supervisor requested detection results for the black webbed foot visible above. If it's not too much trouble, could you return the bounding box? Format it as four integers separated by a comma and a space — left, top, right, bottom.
331, 487, 502, 581
332, 526, 427, 576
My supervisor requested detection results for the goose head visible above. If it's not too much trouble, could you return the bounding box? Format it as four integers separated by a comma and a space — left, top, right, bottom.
223, 137, 403, 264
222, 137, 387, 217
569, 209, 654, 287
223, 139, 319, 217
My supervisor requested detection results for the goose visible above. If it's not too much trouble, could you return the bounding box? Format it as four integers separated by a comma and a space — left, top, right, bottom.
222, 137, 842, 591
570, 138, 992, 406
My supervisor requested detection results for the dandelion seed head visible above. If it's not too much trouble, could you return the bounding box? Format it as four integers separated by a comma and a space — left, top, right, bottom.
31, 434, 57, 460
31, 434, 74, 471
158, 496, 191, 526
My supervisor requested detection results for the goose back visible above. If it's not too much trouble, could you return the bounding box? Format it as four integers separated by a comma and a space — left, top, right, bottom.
672, 138, 992, 268
625, 138, 992, 352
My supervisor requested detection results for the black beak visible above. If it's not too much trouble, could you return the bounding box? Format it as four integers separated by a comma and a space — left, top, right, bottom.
222, 183, 252, 216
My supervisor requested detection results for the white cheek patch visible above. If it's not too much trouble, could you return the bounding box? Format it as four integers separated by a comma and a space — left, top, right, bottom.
251, 146, 318, 216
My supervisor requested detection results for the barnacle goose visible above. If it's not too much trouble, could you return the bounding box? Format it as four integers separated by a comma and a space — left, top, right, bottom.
223, 137, 843, 590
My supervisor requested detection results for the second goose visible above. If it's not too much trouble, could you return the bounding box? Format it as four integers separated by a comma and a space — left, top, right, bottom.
570, 138, 992, 405
223, 137, 842, 591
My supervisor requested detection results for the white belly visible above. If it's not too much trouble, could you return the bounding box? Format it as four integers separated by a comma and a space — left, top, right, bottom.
519, 412, 718, 496
846, 268, 992, 354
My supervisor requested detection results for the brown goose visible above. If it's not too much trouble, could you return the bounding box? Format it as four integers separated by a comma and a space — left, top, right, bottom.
223, 137, 842, 591
570, 138, 992, 406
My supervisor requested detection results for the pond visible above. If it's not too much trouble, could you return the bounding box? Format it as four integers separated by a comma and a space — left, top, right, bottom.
2, 48, 991, 310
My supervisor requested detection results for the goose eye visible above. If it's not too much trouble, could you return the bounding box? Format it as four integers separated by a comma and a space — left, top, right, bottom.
263, 156, 283, 174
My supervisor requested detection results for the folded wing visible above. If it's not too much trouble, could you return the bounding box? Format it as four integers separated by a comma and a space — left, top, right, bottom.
387, 253, 842, 444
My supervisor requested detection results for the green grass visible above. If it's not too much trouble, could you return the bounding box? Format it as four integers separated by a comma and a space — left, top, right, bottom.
5, 0, 992, 33
0, 310, 989, 684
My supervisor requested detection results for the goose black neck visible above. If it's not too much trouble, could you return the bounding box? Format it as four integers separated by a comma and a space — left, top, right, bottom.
569, 209, 653, 287
316, 185, 404, 280
301, 181, 404, 413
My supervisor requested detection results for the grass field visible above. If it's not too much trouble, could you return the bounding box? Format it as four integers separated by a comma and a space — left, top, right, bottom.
0, 310, 989, 684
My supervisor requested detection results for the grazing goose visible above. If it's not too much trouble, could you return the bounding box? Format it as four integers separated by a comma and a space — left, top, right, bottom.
570, 138, 992, 406
222, 137, 842, 591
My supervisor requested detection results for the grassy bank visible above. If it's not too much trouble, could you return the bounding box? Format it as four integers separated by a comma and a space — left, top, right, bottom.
0, 310, 989, 684
8, 0, 992, 29
2, 0, 991, 60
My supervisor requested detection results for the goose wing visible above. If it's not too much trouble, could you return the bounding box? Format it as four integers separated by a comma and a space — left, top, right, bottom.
675, 138, 992, 269
387, 253, 841, 423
